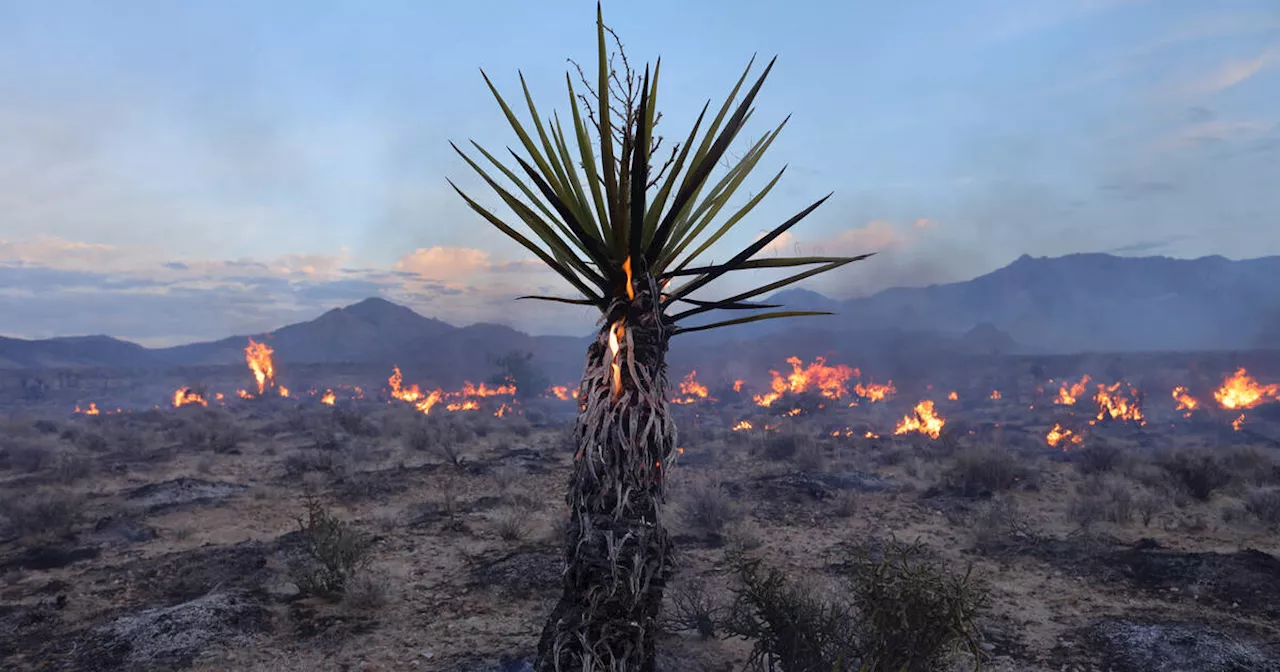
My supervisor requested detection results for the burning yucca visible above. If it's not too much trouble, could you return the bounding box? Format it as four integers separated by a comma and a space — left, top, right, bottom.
448, 6, 868, 668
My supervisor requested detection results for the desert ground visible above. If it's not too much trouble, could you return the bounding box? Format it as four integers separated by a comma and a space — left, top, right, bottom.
3, 351, 1280, 671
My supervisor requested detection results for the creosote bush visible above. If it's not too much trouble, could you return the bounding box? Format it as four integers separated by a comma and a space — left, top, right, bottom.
680, 477, 741, 538
1162, 450, 1232, 501
1, 488, 84, 541
725, 540, 990, 671
288, 493, 375, 600
939, 446, 1031, 497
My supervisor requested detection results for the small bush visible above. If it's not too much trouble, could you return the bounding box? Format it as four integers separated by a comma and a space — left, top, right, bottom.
343, 569, 391, 611
1077, 442, 1122, 474
794, 439, 827, 472
940, 446, 1028, 496
494, 507, 529, 542
1243, 486, 1280, 529
51, 450, 94, 484
762, 432, 809, 462
1, 489, 83, 540
288, 493, 375, 600
847, 540, 989, 671
664, 578, 726, 639
283, 449, 350, 478
832, 491, 859, 518
680, 478, 741, 538
1135, 491, 1167, 527
725, 557, 858, 672
1163, 451, 1232, 501
970, 497, 1041, 556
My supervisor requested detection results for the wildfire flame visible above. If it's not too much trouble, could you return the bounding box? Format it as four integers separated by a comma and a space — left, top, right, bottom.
459, 381, 516, 397
278, 386, 290, 398
1055, 375, 1091, 405
1214, 368, 1280, 410
608, 320, 625, 397
1093, 382, 1145, 425
446, 400, 480, 412
733, 380, 745, 393
990, 389, 1002, 400
754, 356, 858, 406
75, 403, 101, 416
548, 385, 578, 401
671, 370, 711, 404
1171, 386, 1199, 417
1233, 414, 1246, 431
1045, 423, 1083, 449
732, 420, 753, 432
320, 390, 336, 406
389, 366, 423, 403
172, 387, 208, 408
244, 338, 276, 396
947, 391, 959, 401
894, 400, 945, 439
854, 380, 897, 403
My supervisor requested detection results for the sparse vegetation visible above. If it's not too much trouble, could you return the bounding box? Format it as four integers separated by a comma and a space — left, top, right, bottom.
680, 477, 741, 538
288, 493, 375, 600
939, 446, 1031, 496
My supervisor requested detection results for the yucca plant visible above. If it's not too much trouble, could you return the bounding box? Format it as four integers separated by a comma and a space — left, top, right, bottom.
449, 5, 870, 670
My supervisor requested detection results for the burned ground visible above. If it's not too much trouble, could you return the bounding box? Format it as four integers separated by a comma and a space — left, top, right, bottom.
1, 354, 1280, 670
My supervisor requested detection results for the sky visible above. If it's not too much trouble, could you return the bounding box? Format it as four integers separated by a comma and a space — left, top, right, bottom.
1, 0, 1277, 346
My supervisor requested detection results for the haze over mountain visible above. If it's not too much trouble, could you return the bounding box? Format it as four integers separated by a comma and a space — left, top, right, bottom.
2, 254, 1276, 380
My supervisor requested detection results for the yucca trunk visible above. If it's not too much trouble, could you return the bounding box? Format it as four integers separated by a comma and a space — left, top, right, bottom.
536, 278, 678, 671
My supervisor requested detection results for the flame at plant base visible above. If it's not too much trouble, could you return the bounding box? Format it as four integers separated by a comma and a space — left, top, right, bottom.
320, 390, 336, 406
1233, 414, 1246, 431
1055, 375, 1091, 405
75, 403, 101, 416
732, 420, 754, 432
894, 400, 945, 439
1093, 382, 1145, 425
1046, 423, 1083, 449
1214, 368, 1280, 410
172, 387, 208, 408
548, 385, 579, 401
1171, 386, 1199, 417
754, 356, 859, 406
244, 338, 277, 396
671, 370, 712, 405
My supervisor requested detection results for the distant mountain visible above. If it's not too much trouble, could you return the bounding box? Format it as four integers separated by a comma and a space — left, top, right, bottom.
733, 253, 1280, 353
1, 254, 1276, 376
0, 335, 159, 369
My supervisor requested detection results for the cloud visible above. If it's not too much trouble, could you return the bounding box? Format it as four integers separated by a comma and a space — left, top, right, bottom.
0, 235, 589, 345
756, 220, 913, 259
1155, 120, 1276, 152
1173, 44, 1279, 98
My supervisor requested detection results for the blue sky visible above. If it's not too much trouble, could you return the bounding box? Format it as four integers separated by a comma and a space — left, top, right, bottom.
1, 0, 1277, 345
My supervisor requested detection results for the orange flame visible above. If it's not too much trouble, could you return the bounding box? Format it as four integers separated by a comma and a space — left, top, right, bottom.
1055, 375, 1091, 405
1171, 386, 1199, 417
388, 365, 424, 403
494, 403, 511, 417
172, 387, 208, 408
732, 420, 753, 432
947, 391, 959, 401
671, 370, 712, 404
1093, 382, 1145, 425
237, 389, 251, 399
1213, 368, 1280, 410
459, 381, 516, 397
278, 386, 290, 398
608, 320, 625, 397
75, 402, 101, 416
733, 379, 745, 393
622, 256, 635, 301
244, 338, 276, 396
320, 390, 336, 406
894, 400, 945, 439
865, 430, 879, 439
990, 389, 1002, 400
1232, 414, 1245, 431
446, 399, 480, 412
854, 380, 897, 403
548, 385, 578, 401
1046, 423, 1083, 449
754, 356, 858, 406
415, 390, 443, 415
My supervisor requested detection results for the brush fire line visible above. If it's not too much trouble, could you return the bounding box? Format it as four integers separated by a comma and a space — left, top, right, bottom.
65, 346, 1280, 440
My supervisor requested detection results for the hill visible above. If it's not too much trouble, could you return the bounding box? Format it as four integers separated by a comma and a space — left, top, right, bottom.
1, 254, 1277, 377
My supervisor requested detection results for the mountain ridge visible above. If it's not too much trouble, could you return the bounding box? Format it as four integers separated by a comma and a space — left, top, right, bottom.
1, 253, 1276, 375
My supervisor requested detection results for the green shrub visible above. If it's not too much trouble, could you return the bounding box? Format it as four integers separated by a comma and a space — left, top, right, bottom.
289, 493, 375, 600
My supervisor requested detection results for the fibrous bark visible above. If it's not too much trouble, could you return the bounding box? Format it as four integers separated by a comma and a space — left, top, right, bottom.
535, 276, 678, 672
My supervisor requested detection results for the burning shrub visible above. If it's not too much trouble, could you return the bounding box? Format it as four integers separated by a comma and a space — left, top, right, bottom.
680, 477, 741, 539
845, 540, 989, 672
288, 493, 375, 600
938, 446, 1031, 497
